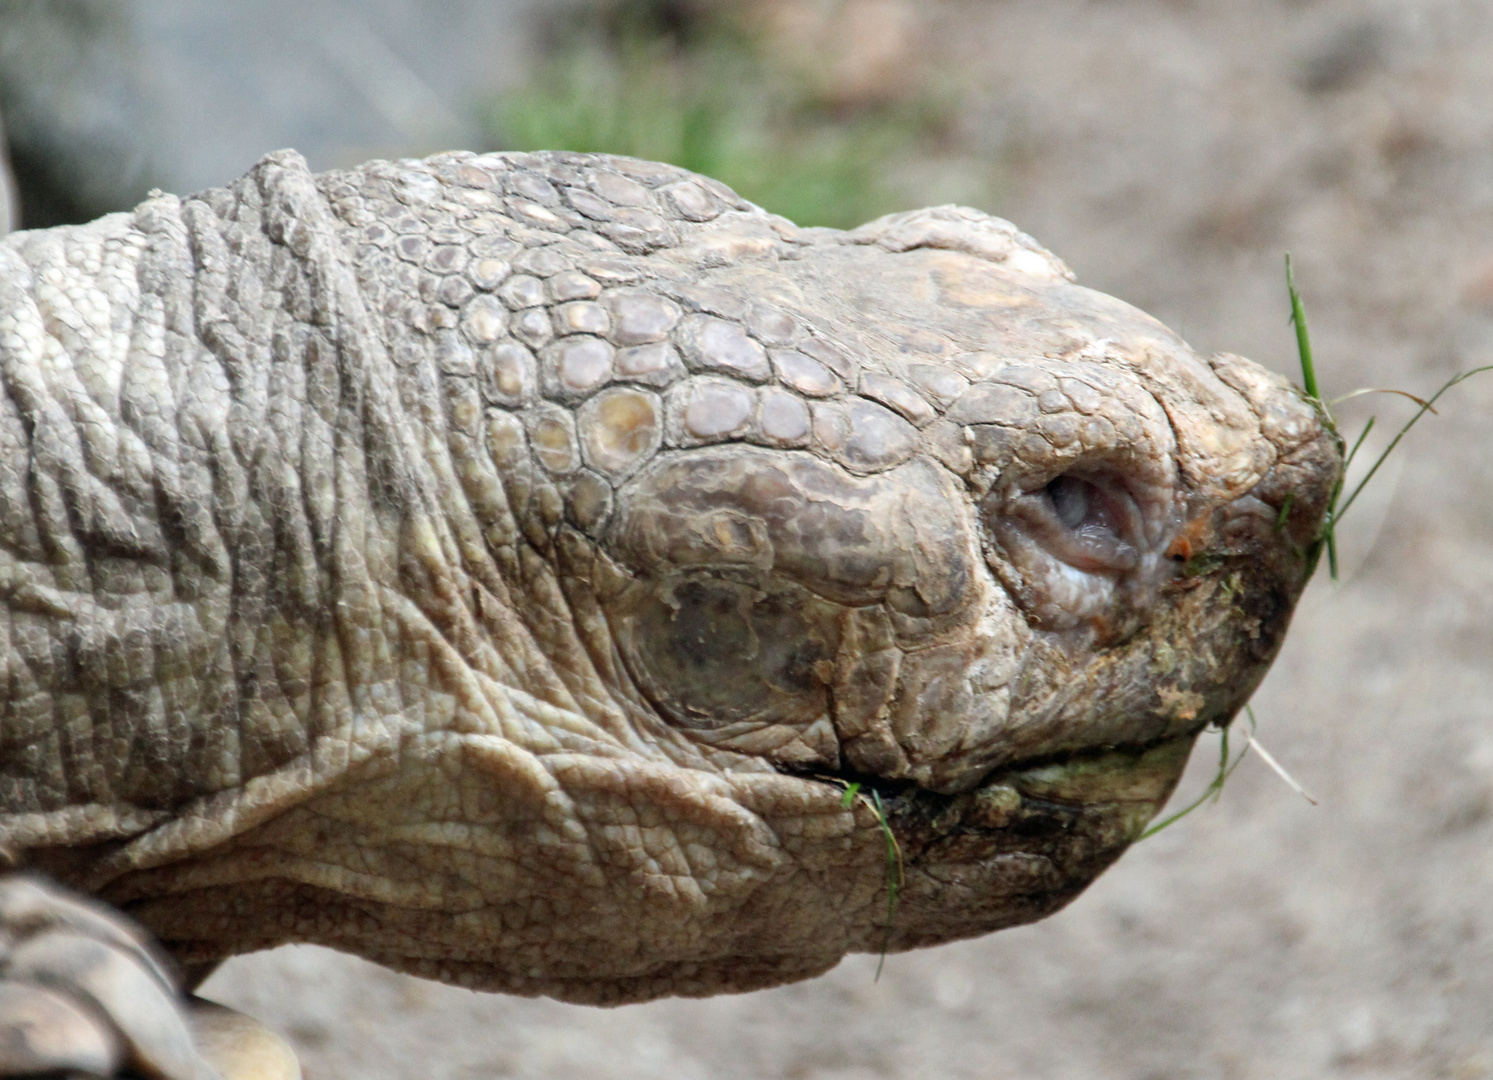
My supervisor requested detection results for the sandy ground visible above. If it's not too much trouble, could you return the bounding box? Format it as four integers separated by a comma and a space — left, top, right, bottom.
202, 1, 1493, 1076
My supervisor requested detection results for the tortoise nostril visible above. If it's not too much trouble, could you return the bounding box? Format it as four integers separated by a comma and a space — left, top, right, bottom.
1007, 471, 1141, 574
981, 466, 1176, 632
1039, 473, 1136, 551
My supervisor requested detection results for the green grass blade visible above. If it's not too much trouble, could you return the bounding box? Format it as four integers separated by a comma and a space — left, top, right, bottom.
1273, 492, 1296, 533
1284, 255, 1344, 578
1334, 365, 1493, 525
1139, 719, 1251, 840
870, 789, 903, 981
1285, 254, 1320, 402
1342, 416, 1376, 472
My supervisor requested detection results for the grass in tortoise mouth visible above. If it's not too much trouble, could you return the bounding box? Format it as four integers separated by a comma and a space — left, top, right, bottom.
807, 260, 1493, 975
1145, 256, 1493, 842
835, 782, 902, 980
793, 731, 1196, 978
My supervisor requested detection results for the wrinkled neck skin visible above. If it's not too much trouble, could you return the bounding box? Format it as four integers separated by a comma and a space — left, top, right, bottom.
0, 150, 1339, 1004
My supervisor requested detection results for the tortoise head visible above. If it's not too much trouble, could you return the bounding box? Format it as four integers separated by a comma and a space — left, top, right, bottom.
108, 159, 1337, 1004
579, 205, 1339, 970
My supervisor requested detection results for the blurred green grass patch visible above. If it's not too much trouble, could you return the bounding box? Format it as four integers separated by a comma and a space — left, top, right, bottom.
484, 31, 994, 230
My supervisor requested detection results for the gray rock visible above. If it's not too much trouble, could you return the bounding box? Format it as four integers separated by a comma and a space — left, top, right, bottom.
0, 0, 572, 228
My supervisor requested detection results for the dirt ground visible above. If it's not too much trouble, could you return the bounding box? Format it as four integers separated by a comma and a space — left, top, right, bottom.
201, 1, 1493, 1076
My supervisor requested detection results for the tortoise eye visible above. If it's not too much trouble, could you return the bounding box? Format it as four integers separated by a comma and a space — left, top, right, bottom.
609, 573, 842, 730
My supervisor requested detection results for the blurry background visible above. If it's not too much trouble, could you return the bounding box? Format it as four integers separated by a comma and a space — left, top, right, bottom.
0, 0, 994, 230
6, 1, 1493, 1076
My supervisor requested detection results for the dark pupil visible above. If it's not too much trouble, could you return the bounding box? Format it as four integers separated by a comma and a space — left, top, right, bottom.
1047, 475, 1093, 529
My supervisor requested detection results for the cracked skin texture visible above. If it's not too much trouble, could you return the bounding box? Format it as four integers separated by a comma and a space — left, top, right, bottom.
0, 149, 1339, 1005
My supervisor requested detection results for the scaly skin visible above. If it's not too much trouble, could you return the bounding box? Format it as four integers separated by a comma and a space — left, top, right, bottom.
0, 151, 1337, 1018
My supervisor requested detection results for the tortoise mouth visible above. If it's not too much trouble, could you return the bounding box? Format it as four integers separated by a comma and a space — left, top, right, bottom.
793, 730, 1198, 952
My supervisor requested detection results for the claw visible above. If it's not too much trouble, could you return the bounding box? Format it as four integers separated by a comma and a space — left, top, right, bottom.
188, 1001, 301, 1080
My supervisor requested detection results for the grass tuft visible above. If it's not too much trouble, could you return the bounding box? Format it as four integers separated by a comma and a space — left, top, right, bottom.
1286, 252, 1493, 581
1139, 713, 1253, 840
1329, 366, 1493, 528
1148, 258, 1489, 839
1141, 707, 1316, 840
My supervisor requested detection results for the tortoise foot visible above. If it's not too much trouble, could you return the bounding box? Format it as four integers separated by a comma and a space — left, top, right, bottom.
0, 873, 223, 1079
